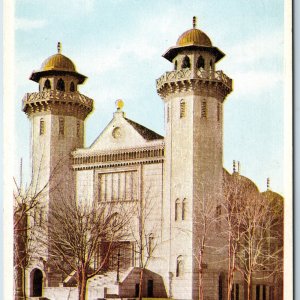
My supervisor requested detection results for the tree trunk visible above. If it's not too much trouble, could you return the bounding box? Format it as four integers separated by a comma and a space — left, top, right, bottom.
139, 267, 144, 300
247, 273, 252, 300
198, 248, 203, 300
22, 267, 27, 300
78, 268, 88, 300
227, 241, 231, 300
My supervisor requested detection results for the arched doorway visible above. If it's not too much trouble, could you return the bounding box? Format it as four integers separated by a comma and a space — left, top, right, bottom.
31, 268, 43, 297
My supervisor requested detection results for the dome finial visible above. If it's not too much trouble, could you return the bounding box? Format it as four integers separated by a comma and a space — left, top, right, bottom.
193, 16, 197, 29
267, 177, 270, 190
57, 42, 62, 54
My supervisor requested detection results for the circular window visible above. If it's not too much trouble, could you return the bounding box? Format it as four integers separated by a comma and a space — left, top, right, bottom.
112, 127, 122, 139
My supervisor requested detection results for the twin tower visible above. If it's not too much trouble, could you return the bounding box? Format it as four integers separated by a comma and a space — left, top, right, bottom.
22, 17, 233, 299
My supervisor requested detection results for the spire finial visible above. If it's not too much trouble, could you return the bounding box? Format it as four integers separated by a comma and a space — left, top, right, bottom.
267, 177, 270, 190
193, 16, 197, 29
57, 42, 62, 54
233, 160, 236, 173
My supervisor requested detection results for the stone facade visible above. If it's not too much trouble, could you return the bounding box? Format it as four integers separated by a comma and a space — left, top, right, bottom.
19, 19, 283, 300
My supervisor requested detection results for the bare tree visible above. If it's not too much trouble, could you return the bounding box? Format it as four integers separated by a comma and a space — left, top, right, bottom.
128, 188, 161, 300
193, 184, 220, 300
13, 176, 48, 300
43, 194, 132, 300
13, 156, 70, 299
222, 171, 245, 300
223, 173, 283, 300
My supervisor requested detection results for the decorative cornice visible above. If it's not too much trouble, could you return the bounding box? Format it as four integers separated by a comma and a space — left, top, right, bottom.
72, 144, 165, 170
22, 90, 93, 119
156, 69, 232, 101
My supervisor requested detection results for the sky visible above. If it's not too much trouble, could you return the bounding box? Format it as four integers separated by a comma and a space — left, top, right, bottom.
13, 0, 286, 195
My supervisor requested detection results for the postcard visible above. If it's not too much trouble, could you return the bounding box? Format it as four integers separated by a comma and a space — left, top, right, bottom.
4, 1, 292, 299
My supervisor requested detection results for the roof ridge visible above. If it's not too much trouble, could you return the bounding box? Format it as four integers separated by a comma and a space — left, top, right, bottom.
124, 117, 164, 141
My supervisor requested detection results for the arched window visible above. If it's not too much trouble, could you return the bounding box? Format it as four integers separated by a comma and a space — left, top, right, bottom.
174, 60, 178, 70
70, 81, 75, 92
182, 199, 187, 220
148, 233, 154, 256
217, 103, 221, 122
77, 120, 80, 137
40, 118, 45, 135
180, 100, 186, 118
201, 101, 207, 118
181, 56, 190, 69
30, 269, 43, 297
56, 78, 65, 91
43, 79, 51, 90
176, 256, 184, 277
197, 56, 205, 69
59, 117, 64, 135
175, 199, 180, 221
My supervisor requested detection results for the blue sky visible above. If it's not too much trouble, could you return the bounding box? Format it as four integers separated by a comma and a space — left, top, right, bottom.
13, 0, 286, 194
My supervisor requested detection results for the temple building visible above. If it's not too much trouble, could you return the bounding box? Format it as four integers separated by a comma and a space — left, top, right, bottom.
18, 17, 283, 300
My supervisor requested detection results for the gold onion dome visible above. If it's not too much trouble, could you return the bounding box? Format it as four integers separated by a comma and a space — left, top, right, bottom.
41, 54, 76, 72
163, 16, 224, 62
30, 42, 86, 84
176, 17, 212, 47
177, 29, 212, 47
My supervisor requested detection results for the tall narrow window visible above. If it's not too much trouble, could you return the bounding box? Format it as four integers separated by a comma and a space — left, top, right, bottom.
217, 103, 221, 122
70, 82, 75, 92
44, 79, 51, 90
175, 199, 180, 221
231, 287, 234, 300
148, 234, 154, 256
201, 101, 207, 118
181, 55, 190, 69
218, 275, 223, 300
77, 120, 80, 137
59, 117, 64, 136
256, 285, 260, 300
236, 284, 239, 300
39, 209, 43, 227
262, 285, 266, 300
56, 78, 65, 91
180, 100, 186, 118
210, 59, 213, 70
176, 256, 184, 277
40, 118, 45, 135
167, 105, 170, 123
174, 60, 178, 70
197, 56, 205, 69
216, 205, 221, 229
182, 198, 187, 220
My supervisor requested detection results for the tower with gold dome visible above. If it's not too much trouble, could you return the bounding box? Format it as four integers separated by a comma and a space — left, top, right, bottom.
156, 17, 232, 299
22, 42, 93, 286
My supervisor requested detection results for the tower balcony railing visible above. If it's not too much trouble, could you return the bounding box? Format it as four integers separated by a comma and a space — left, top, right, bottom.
156, 68, 233, 91
22, 90, 93, 111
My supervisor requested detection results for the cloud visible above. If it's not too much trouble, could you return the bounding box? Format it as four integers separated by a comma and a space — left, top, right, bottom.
15, 18, 46, 31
